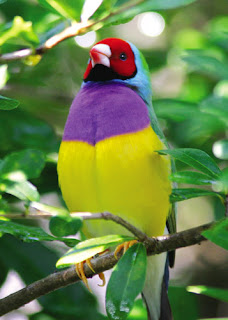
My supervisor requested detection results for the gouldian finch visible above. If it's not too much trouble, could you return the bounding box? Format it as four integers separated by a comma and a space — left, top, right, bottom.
58, 38, 176, 320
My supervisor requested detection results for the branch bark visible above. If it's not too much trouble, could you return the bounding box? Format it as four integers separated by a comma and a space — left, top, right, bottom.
0, 211, 149, 242
0, 221, 214, 316
0, 0, 144, 63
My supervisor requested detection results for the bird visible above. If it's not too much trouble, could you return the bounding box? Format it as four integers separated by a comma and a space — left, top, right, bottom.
57, 38, 176, 320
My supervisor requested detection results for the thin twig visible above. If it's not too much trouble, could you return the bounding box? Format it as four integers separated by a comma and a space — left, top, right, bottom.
0, 0, 144, 63
74, 211, 149, 241
0, 211, 149, 241
0, 221, 214, 316
0, 21, 90, 63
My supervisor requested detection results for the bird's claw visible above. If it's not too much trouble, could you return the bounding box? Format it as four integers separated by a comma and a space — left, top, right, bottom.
114, 240, 138, 259
75, 257, 107, 291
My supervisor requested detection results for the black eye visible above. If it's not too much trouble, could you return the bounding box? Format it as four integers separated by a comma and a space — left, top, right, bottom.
119, 52, 127, 61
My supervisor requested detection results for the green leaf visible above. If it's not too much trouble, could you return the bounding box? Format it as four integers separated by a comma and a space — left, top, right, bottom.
0, 16, 39, 47
56, 234, 135, 268
0, 110, 59, 154
0, 196, 9, 214
168, 286, 199, 320
153, 99, 198, 122
187, 285, 228, 302
182, 51, 228, 80
170, 171, 215, 185
215, 168, 228, 194
90, 0, 118, 20
213, 139, 228, 160
2, 180, 40, 201
200, 95, 228, 126
170, 188, 223, 202
0, 149, 46, 181
207, 16, 228, 50
173, 113, 226, 147
127, 299, 147, 320
38, 0, 84, 21
0, 95, 19, 110
202, 218, 228, 250
158, 148, 221, 179
49, 215, 83, 237
114, 0, 197, 9
94, 0, 198, 28
0, 220, 78, 245
106, 243, 147, 320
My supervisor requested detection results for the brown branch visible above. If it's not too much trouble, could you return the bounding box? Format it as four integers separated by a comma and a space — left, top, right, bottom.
0, 0, 144, 63
76, 212, 149, 242
0, 221, 214, 316
0, 21, 91, 63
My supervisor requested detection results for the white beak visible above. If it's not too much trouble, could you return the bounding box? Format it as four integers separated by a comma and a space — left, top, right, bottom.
90, 44, 112, 68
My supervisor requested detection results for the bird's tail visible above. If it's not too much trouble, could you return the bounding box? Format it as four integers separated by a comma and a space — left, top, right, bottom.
142, 253, 172, 320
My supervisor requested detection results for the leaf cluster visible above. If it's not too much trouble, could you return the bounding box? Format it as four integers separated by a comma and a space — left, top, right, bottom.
0, 0, 228, 319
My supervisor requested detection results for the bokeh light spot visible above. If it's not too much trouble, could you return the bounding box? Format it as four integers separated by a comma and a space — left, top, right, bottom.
75, 31, 97, 48
137, 12, 165, 37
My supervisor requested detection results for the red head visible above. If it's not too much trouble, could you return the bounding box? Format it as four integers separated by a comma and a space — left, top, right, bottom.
83, 38, 136, 82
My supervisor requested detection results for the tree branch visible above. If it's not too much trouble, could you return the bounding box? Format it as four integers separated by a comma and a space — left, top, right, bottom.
0, 211, 149, 242
0, 221, 214, 316
0, 0, 144, 63
0, 21, 91, 63
75, 212, 149, 242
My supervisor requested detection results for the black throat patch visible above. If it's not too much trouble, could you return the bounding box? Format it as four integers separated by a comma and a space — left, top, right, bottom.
84, 64, 137, 82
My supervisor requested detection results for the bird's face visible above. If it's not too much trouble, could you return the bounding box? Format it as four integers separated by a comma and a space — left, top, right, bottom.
83, 38, 137, 82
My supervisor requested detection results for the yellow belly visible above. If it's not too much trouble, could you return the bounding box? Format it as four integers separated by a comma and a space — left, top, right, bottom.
58, 126, 171, 237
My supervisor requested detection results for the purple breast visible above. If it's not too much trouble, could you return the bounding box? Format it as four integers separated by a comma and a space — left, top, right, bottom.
63, 82, 150, 145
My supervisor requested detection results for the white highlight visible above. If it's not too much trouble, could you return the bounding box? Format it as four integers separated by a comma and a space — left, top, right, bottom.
138, 12, 165, 37
212, 140, 228, 160
75, 31, 97, 48
5, 171, 26, 182
81, 0, 103, 22
213, 142, 223, 159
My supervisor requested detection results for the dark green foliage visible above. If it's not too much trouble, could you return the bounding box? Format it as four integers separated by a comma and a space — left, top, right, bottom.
0, 0, 228, 319
202, 218, 228, 250
0, 220, 78, 245
188, 285, 228, 303
0, 95, 19, 110
0, 110, 59, 155
170, 188, 223, 202
168, 286, 198, 320
0, 235, 102, 319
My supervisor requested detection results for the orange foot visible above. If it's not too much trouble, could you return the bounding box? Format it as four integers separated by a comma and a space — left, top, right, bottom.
75, 258, 106, 292
114, 240, 138, 259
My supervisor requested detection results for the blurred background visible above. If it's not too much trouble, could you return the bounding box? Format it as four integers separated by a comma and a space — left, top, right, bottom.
0, 0, 228, 319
